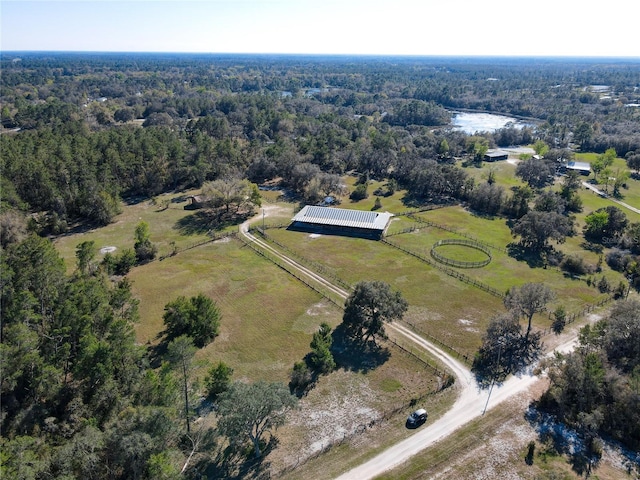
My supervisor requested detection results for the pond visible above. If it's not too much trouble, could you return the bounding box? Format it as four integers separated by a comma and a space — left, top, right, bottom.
451, 111, 531, 134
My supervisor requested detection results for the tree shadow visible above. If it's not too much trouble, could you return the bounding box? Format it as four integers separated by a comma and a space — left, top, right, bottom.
580, 241, 604, 254
146, 333, 170, 368
122, 195, 148, 206
171, 194, 190, 204
330, 323, 391, 373
472, 333, 542, 389
507, 243, 546, 268
198, 437, 276, 480
524, 404, 602, 477
175, 209, 251, 236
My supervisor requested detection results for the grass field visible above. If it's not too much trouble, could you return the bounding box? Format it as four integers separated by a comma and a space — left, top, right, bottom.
50, 155, 639, 478
52, 189, 445, 473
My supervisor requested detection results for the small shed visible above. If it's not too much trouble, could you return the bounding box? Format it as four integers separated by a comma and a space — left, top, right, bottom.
185, 195, 206, 209
484, 149, 509, 162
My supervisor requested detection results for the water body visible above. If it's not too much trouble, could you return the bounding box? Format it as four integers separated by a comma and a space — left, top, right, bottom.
451, 111, 530, 134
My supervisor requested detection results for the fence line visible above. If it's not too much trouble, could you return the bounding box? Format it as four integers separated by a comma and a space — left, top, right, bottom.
387, 336, 445, 376
158, 231, 237, 261
382, 238, 505, 299
430, 238, 492, 269
537, 294, 615, 337
273, 363, 454, 478
250, 226, 354, 293
237, 234, 344, 308
402, 320, 472, 365
396, 213, 509, 254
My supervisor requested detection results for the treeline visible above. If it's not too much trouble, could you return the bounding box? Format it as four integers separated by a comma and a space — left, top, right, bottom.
2, 54, 640, 234
5, 53, 637, 153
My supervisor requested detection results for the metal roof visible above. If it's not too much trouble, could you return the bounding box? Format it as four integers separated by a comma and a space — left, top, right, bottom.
485, 149, 509, 157
292, 206, 393, 231
566, 161, 591, 171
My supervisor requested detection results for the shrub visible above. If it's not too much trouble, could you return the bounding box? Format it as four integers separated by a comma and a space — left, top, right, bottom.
163, 293, 221, 347
597, 276, 610, 293
560, 255, 591, 276
350, 183, 368, 201
289, 361, 313, 396
205, 361, 234, 401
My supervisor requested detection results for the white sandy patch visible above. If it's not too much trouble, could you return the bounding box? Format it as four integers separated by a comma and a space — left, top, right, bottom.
287, 373, 378, 462
458, 318, 479, 333
99, 246, 117, 254
305, 301, 333, 316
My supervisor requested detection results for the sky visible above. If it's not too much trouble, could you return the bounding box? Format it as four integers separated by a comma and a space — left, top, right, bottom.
2, 0, 639, 57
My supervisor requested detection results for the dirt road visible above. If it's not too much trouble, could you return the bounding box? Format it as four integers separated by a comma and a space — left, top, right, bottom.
239, 212, 585, 480
335, 335, 581, 480
582, 181, 640, 215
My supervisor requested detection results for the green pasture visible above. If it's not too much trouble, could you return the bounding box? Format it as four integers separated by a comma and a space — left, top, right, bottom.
91, 234, 336, 382
412, 205, 515, 247
264, 226, 504, 357
341, 175, 412, 213
53, 188, 440, 388
387, 221, 609, 310
49, 167, 637, 477
460, 159, 521, 188
54, 190, 215, 273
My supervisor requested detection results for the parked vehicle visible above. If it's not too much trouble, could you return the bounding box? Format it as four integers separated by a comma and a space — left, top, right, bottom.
406, 408, 428, 428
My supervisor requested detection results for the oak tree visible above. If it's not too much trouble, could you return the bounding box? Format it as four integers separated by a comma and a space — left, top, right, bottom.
342, 281, 408, 344
217, 381, 297, 458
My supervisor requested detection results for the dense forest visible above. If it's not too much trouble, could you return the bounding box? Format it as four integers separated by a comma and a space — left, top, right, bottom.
1, 53, 640, 479
2, 54, 640, 232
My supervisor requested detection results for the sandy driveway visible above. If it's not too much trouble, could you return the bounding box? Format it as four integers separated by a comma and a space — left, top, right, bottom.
334, 332, 585, 480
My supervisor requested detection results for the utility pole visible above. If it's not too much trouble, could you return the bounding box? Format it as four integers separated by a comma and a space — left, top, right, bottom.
482, 341, 502, 415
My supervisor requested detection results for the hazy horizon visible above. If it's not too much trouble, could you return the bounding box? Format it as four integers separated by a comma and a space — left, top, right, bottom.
2, 1, 639, 57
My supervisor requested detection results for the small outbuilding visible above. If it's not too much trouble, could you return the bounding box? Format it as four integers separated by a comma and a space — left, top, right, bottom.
484, 149, 509, 162
290, 205, 392, 239
185, 195, 206, 209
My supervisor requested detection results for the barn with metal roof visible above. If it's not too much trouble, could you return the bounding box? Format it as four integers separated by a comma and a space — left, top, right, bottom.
290, 206, 393, 239
564, 161, 591, 176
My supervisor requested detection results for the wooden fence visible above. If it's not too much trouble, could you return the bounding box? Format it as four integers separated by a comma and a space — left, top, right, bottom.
237, 234, 345, 308
382, 238, 506, 299
430, 238, 492, 269
158, 231, 237, 261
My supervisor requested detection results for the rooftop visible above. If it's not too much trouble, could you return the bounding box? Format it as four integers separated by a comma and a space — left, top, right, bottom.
566, 161, 591, 171
292, 206, 392, 231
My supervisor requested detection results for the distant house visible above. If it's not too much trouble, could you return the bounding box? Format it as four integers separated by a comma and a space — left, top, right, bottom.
565, 161, 591, 176
484, 149, 509, 162
290, 205, 392, 239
